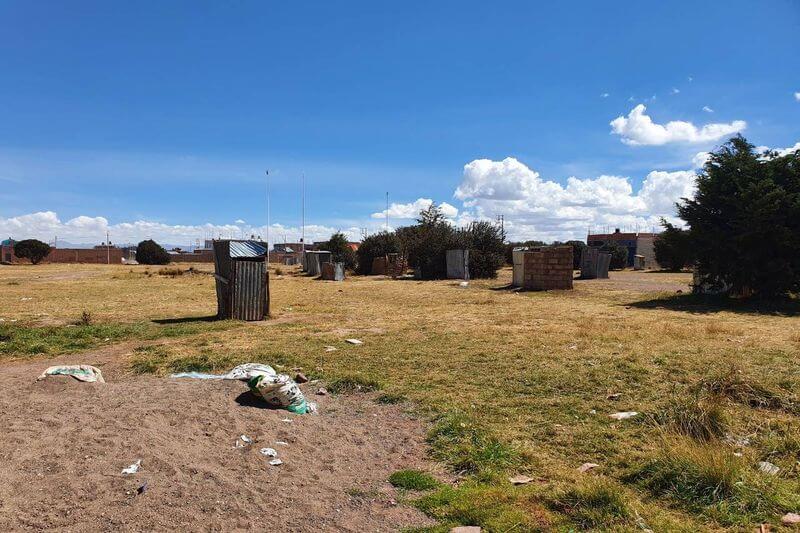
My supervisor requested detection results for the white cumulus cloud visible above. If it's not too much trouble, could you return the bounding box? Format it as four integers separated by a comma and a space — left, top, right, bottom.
692, 151, 711, 168
454, 157, 696, 241
702, 106, 714, 113
610, 104, 746, 146
371, 198, 458, 220
795, 92, 800, 102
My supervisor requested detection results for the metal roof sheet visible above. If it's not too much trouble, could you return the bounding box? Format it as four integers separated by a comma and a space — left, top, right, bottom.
229, 240, 267, 258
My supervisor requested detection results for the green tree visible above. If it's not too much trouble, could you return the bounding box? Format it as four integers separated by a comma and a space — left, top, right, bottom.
599, 241, 628, 270
136, 239, 171, 265
13, 239, 51, 264
505, 240, 546, 265
319, 232, 356, 270
677, 136, 800, 297
464, 221, 505, 279
355, 231, 399, 274
654, 219, 694, 271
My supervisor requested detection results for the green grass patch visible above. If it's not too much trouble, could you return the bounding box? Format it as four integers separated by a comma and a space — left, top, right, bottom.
0, 320, 238, 360
656, 390, 728, 441
414, 482, 550, 532
551, 477, 631, 530
389, 469, 441, 491
376, 392, 407, 404
427, 412, 518, 479
695, 366, 796, 413
326, 374, 382, 394
626, 437, 800, 525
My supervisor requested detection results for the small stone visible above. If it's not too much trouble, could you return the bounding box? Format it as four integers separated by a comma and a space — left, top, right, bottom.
324, 346, 337, 352
781, 513, 800, 525
294, 372, 308, 383
508, 474, 533, 485
607, 393, 622, 400
317, 387, 328, 396
269, 458, 283, 466
578, 462, 600, 473
345, 338, 363, 345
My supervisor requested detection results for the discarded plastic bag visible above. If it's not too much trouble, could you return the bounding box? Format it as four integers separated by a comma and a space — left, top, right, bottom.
37, 365, 105, 383
171, 363, 315, 414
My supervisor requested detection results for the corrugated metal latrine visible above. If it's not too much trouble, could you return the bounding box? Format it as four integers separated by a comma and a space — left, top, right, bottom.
213, 240, 270, 321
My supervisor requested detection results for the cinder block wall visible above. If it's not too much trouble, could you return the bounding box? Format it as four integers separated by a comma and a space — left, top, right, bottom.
523, 246, 573, 290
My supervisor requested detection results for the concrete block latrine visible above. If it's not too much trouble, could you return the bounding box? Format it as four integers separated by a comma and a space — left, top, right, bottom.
513, 246, 574, 290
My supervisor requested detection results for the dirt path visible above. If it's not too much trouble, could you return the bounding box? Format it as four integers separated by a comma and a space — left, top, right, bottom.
0, 349, 436, 532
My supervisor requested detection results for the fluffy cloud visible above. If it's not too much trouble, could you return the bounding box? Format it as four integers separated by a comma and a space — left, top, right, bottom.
454, 157, 696, 241
773, 142, 800, 157
371, 197, 457, 220
692, 151, 711, 168
0, 211, 362, 247
610, 104, 746, 145
702, 106, 714, 113
795, 92, 800, 102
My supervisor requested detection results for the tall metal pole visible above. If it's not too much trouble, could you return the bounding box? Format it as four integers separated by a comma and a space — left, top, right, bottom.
265, 169, 270, 264
301, 172, 305, 256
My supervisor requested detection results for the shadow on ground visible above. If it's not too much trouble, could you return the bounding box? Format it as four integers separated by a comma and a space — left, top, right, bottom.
626, 293, 800, 316
152, 315, 219, 324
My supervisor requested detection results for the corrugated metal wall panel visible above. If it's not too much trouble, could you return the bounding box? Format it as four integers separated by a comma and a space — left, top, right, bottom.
231, 260, 267, 320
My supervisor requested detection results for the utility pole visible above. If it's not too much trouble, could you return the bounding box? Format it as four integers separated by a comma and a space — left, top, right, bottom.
265, 169, 270, 264
301, 172, 305, 256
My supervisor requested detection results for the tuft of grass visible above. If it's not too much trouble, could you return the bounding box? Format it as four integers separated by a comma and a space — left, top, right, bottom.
77, 310, 93, 326
552, 477, 631, 529
414, 482, 550, 532
157, 267, 185, 277
427, 412, 517, 479
389, 469, 441, 491
274, 266, 284, 276
376, 392, 407, 404
656, 390, 728, 441
695, 366, 794, 413
326, 374, 382, 394
129, 344, 237, 374
626, 437, 800, 525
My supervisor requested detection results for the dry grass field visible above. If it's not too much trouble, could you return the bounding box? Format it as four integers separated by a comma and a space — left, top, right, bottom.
1, 263, 798, 531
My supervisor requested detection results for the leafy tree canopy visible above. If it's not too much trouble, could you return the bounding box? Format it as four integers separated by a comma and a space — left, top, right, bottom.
14, 239, 51, 264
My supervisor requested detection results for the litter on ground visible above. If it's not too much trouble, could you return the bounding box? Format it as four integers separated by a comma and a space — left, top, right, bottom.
269, 458, 283, 466
758, 461, 779, 475
260, 447, 277, 457
578, 462, 600, 473
37, 365, 105, 383
122, 459, 142, 475
324, 346, 337, 352
171, 363, 316, 414
608, 411, 638, 420
235, 435, 252, 448
508, 474, 533, 485
345, 339, 363, 345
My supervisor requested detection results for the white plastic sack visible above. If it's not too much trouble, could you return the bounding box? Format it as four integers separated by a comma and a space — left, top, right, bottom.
37, 365, 105, 383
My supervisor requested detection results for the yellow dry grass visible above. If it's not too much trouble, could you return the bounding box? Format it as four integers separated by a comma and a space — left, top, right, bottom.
1, 263, 798, 530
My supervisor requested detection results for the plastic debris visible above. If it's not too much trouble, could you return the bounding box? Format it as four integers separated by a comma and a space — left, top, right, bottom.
235, 435, 252, 448
172, 363, 315, 414
345, 339, 363, 345
609, 411, 638, 420
508, 474, 533, 485
578, 463, 600, 473
37, 365, 105, 383
260, 447, 277, 457
758, 461, 780, 475
782, 513, 800, 525
122, 459, 142, 475
317, 387, 328, 396
458, 281, 469, 288
269, 458, 283, 466
275, 441, 288, 446
324, 346, 337, 352
281, 418, 293, 423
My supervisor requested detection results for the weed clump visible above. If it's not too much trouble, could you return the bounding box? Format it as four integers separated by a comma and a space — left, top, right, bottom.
389, 469, 440, 491
695, 366, 794, 412
553, 477, 631, 529
656, 391, 728, 441
77, 310, 93, 326
376, 392, 406, 404
427, 412, 517, 479
626, 437, 800, 525
157, 267, 185, 277
326, 375, 382, 394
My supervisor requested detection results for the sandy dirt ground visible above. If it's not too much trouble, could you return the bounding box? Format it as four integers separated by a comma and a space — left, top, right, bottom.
0, 348, 436, 532
575, 270, 692, 293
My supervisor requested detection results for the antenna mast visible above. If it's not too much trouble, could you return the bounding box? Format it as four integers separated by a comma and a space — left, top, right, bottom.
301, 172, 306, 256
265, 169, 270, 264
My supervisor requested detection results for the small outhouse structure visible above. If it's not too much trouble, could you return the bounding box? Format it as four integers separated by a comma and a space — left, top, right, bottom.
446, 249, 469, 280
212, 240, 270, 321
305, 250, 332, 277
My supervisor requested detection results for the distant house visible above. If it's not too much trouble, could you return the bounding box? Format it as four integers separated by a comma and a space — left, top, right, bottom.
587, 229, 659, 268
1, 238, 16, 263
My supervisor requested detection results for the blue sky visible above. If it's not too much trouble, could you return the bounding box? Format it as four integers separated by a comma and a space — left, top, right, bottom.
1, 1, 798, 245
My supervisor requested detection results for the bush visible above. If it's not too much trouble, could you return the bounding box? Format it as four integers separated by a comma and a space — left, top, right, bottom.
678, 136, 800, 297
599, 241, 628, 270
318, 232, 356, 270
355, 231, 399, 275
463, 221, 505, 279
136, 239, 170, 265
405, 205, 457, 280
654, 219, 694, 271
13, 239, 51, 264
